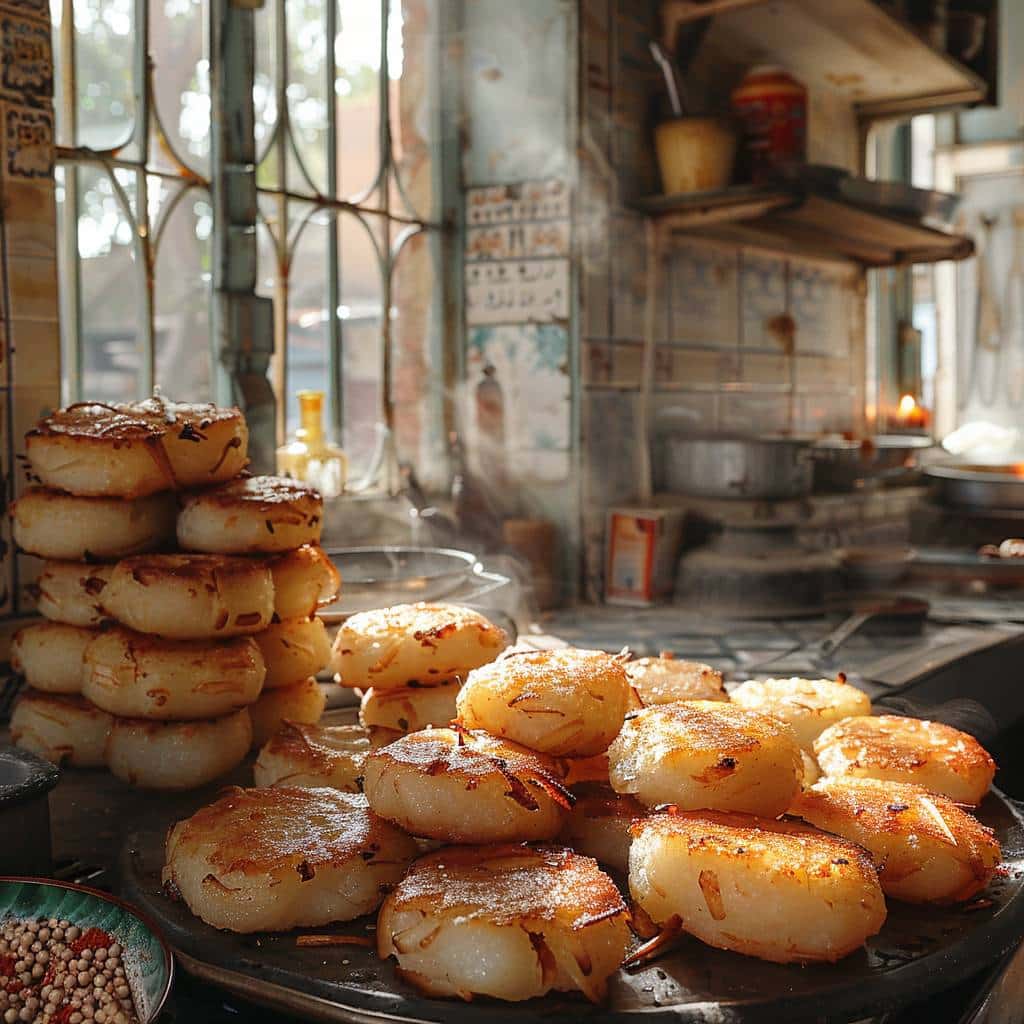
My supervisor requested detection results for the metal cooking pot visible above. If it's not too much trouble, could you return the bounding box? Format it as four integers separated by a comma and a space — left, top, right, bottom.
925, 464, 1024, 510
661, 435, 814, 500
811, 434, 934, 492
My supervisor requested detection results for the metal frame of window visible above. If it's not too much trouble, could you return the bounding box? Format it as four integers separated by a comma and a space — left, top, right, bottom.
54, 0, 446, 473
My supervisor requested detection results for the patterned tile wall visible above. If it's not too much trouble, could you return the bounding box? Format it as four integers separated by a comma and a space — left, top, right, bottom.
0, 0, 60, 621
578, 0, 867, 593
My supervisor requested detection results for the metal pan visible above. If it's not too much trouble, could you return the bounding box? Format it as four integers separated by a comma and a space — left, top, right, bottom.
925, 464, 1024, 510
120, 707, 1024, 1024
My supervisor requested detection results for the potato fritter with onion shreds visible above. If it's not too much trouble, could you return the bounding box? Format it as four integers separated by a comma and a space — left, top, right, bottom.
360, 680, 461, 735
11, 691, 112, 767
34, 560, 113, 627
25, 398, 248, 497
163, 787, 417, 933
82, 625, 265, 720
177, 476, 323, 555
377, 844, 630, 1003
254, 721, 370, 791
730, 675, 872, 751
248, 676, 327, 748
629, 810, 887, 964
12, 486, 176, 561
791, 776, 1002, 904
12, 621, 96, 694
332, 602, 508, 689
608, 700, 803, 817
559, 782, 645, 874
101, 553, 275, 639
814, 714, 996, 805
625, 655, 727, 707
106, 709, 252, 790
261, 543, 340, 620
254, 616, 332, 689
362, 727, 572, 844
455, 648, 631, 758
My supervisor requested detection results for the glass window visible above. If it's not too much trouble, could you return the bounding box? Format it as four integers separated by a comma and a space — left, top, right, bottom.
54, 0, 443, 476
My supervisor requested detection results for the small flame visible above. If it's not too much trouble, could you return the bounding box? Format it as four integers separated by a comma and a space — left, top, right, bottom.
898, 394, 918, 417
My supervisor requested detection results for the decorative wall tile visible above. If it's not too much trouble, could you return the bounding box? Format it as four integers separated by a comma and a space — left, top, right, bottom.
790, 257, 854, 355
650, 390, 716, 435
582, 388, 643, 508
795, 355, 854, 394
582, 338, 613, 387
655, 346, 739, 390
6, 254, 55, 320
5, 103, 51, 177
609, 212, 646, 339
0, 13, 51, 99
2, 177, 54, 260
742, 352, 792, 390
739, 251, 787, 350
611, 340, 644, 387
666, 241, 738, 347
798, 393, 859, 435
466, 323, 571, 485
4, 101, 52, 180
719, 392, 793, 435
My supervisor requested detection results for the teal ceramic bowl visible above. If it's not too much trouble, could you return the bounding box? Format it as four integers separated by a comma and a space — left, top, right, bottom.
0, 877, 173, 1021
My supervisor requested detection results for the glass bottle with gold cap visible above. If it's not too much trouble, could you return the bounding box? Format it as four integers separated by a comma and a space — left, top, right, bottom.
276, 390, 347, 498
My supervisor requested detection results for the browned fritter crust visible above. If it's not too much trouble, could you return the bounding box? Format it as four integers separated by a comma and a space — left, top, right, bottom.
262, 721, 368, 773
368, 728, 573, 810
790, 778, 1000, 893
114, 552, 266, 585
385, 844, 628, 930
28, 400, 240, 442
168, 786, 394, 876
633, 809, 878, 881
817, 715, 996, 776
183, 476, 321, 518
627, 701, 779, 754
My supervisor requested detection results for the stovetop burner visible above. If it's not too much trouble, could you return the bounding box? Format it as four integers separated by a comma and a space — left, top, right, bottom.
674, 521, 838, 618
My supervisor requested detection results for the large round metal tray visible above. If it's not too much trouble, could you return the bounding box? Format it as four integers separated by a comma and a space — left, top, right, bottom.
319, 547, 481, 620
119, 774, 1024, 1024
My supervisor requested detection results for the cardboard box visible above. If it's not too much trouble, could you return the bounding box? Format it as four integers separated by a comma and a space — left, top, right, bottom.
604, 507, 685, 606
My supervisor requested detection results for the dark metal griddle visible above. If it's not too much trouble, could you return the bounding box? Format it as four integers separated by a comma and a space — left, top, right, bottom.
119, 781, 1024, 1024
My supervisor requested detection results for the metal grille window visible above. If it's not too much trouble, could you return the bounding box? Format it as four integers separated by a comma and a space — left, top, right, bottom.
53, 0, 445, 477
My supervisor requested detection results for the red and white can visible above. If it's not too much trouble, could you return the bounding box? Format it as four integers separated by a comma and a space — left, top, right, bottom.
731, 65, 807, 182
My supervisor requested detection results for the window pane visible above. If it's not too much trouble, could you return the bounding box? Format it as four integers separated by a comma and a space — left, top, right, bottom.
254, 1, 279, 180
391, 226, 442, 483
336, 0, 382, 201
154, 186, 213, 401
286, 0, 329, 195
389, 0, 437, 220
285, 210, 331, 431
339, 211, 383, 475
74, 0, 136, 150
75, 165, 143, 402
150, 0, 209, 177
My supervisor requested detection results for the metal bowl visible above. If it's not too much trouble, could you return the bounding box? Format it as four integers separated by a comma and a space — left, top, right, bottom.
925, 464, 1024, 510
661, 435, 815, 500
0, 747, 59, 875
320, 546, 481, 620
812, 435, 933, 492
0, 877, 174, 1022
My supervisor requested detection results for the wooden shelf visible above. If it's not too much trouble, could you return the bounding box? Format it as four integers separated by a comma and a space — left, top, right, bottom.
663, 0, 987, 119
632, 187, 975, 267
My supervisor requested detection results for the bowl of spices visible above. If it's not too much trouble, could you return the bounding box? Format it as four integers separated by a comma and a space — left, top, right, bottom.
0, 878, 172, 1023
